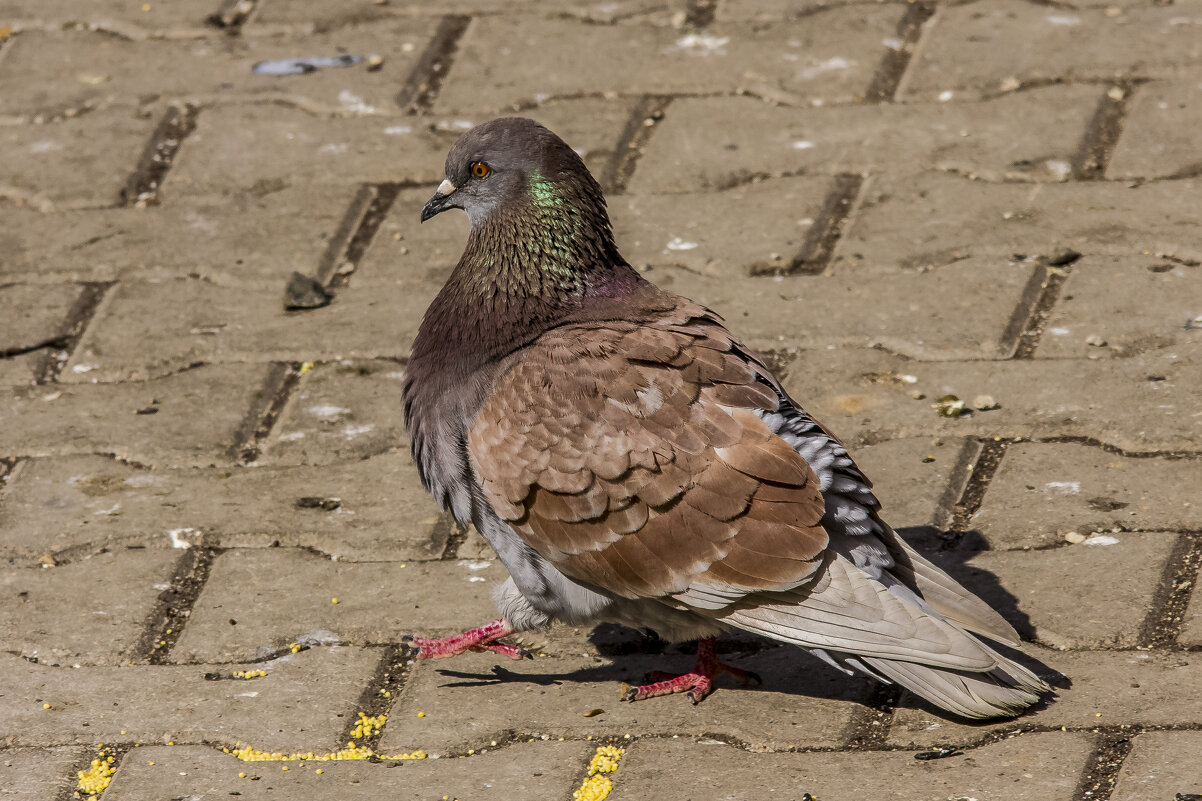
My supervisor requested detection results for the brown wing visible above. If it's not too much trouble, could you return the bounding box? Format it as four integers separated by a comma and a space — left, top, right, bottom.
467, 306, 829, 603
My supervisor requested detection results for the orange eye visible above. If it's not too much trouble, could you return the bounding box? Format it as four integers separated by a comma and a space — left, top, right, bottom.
471, 162, 490, 179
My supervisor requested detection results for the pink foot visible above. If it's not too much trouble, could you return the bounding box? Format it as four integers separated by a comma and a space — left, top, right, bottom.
621, 638, 761, 704
406, 619, 531, 661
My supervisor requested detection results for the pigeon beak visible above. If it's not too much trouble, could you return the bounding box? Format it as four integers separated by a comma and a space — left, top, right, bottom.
420, 179, 459, 222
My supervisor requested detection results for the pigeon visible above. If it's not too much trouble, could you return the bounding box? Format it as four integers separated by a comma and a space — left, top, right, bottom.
403, 117, 1051, 718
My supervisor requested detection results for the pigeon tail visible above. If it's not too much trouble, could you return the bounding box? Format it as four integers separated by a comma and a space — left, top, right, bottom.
860, 649, 1050, 719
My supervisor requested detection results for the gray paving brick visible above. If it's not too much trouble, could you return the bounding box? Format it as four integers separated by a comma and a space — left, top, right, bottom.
0, 646, 379, 751
259, 360, 409, 467
630, 86, 1101, 193
1180, 581, 1202, 648
0, 283, 81, 353
435, 9, 905, 112
171, 549, 508, 662
0, 452, 445, 565
835, 173, 1202, 273
0, 352, 43, 387
165, 97, 635, 194
0, 549, 180, 666
0, 363, 271, 467
61, 281, 427, 382
855, 437, 978, 543
889, 649, 1202, 747
1, 24, 436, 120
380, 647, 873, 755
1109, 76, 1202, 180
0, 104, 155, 209
1, 0, 215, 34
972, 442, 1202, 550
612, 731, 1092, 801
612, 176, 835, 274
779, 344, 1202, 452
648, 258, 1037, 358
251, 0, 670, 28
0, 185, 361, 284
0, 746, 88, 801
932, 531, 1176, 649
1111, 730, 1202, 801
358, 185, 466, 278
1038, 256, 1202, 358
901, 1, 1202, 101
102, 741, 587, 801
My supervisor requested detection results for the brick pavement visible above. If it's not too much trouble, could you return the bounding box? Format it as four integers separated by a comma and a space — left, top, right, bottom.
1, 1, 1200, 799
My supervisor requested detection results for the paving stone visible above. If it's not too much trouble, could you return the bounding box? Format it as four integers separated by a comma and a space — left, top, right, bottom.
0, 646, 379, 751
358, 185, 468, 278
102, 741, 587, 801
931, 531, 1176, 649
0, 746, 88, 801
1180, 581, 1202, 648
259, 360, 409, 467
901, 1, 1202, 101
780, 343, 1202, 452
715, 0, 906, 21
380, 647, 873, 755
0, 105, 155, 209
0, 352, 43, 387
1109, 76, 1202, 180
613, 731, 1092, 801
0, 283, 81, 353
0, 549, 180, 666
252, 0, 669, 28
889, 649, 1202, 747
61, 281, 429, 382
611, 176, 835, 274
435, 9, 905, 112
835, 172, 1202, 273
0, 364, 271, 467
0, 185, 361, 284
630, 86, 1101, 193
849, 437, 978, 545
0, 24, 436, 119
647, 257, 1037, 358
0, 452, 445, 565
973, 442, 1202, 550
0, 0, 215, 34
1111, 730, 1202, 801
171, 549, 508, 662
1039, 256, 1202, 358
166, 97, 635, 195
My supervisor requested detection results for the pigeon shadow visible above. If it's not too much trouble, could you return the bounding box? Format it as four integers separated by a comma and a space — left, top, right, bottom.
432, 641, 876, 705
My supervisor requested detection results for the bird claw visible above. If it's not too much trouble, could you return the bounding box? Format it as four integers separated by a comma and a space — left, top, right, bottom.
618, 638, 755, 704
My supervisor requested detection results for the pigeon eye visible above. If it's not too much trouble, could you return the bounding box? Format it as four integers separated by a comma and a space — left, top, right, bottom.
471, 162, 490, 179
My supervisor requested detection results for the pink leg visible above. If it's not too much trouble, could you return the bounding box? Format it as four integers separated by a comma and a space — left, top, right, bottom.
406, 619, 531, 661
621, 638, 761, 704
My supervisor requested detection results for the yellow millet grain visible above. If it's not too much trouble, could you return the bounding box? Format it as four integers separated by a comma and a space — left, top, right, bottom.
227, 741, 426, 763
76, 747, 115, 796
571, 745, 624, 801
232, 669, 267, 679
349, 712, 387, 739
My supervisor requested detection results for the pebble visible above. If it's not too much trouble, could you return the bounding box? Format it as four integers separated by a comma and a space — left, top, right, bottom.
1064, 532, 1087, 544
1085, 334, 1107, 347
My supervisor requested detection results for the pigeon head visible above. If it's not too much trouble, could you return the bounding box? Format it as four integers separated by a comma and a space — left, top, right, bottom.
420, 117, 610, 235
410, 118, 642, 368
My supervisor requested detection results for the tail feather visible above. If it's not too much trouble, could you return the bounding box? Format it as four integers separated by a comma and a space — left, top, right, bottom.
861, 649, 1050, 719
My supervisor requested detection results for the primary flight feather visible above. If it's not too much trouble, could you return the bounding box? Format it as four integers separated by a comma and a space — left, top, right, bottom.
402, 117, 1050, 718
